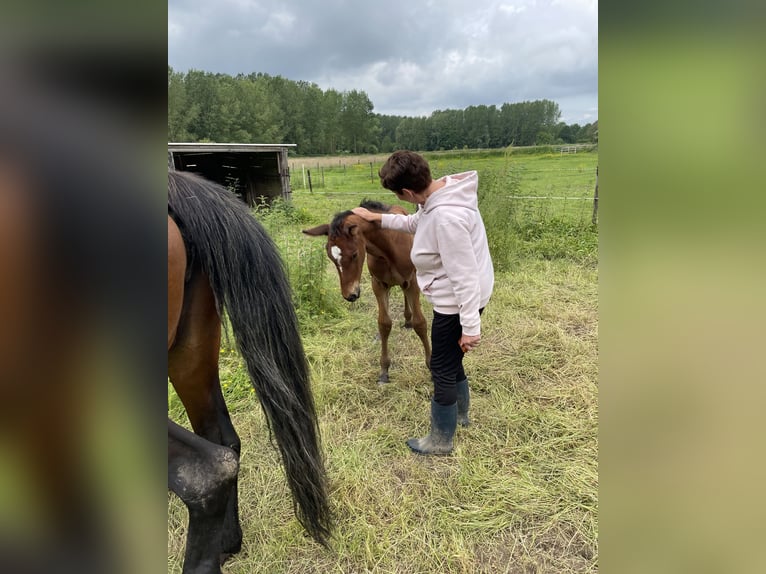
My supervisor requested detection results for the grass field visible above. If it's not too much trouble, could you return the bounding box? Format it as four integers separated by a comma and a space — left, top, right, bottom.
288, 148, 597, 218
168, 149, 598, 573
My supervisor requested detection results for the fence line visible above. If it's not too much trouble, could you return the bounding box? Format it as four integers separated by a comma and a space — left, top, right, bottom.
289, 164, 597, 175
290, 191, 593, 201
507, 196, 593, 200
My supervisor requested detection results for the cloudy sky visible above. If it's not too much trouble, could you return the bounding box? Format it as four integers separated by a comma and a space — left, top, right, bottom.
168, 0, 597, 125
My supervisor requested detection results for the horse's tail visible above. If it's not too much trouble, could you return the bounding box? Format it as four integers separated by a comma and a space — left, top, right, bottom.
168, 170, 332, 547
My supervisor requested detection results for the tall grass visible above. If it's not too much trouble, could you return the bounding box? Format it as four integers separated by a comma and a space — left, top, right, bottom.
479, 164, 598, 272
478, 167, 522, 272
253, 197, 343, 323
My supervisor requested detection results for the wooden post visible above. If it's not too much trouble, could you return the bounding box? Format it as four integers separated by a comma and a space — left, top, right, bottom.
591, 166, 599, 225
307, 169, 313, 193
370, 162, 374, 183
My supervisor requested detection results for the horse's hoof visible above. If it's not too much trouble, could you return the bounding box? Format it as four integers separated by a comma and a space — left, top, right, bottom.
403, 321, 413, 329
219, 539, 241, 565
377, 376, 390, 385
220, 552, 235, 566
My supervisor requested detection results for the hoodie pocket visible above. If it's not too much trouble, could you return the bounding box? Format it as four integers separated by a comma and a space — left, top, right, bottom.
421, 274, 446, 294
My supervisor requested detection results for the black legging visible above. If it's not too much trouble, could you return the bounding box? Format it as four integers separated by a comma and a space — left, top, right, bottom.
430, 308, 483, 405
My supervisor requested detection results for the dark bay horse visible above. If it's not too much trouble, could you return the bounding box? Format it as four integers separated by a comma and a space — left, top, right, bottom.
303, 200, 431, 384
168, 170, 332, 573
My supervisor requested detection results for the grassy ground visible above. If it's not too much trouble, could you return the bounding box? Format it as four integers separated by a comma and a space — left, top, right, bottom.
288, 148, 597, 201
168, 150, 598, 573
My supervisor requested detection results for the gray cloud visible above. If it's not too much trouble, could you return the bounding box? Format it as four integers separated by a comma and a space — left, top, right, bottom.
169, 0, 597, 124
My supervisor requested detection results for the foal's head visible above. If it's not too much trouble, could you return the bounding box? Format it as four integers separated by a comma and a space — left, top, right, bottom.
303, 210, 367, 302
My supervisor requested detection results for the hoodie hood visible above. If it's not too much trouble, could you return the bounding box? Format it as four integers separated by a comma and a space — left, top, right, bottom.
423, 170, 478, 213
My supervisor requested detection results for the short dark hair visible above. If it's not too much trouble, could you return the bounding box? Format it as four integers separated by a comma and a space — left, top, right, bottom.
378, 151, 432, 194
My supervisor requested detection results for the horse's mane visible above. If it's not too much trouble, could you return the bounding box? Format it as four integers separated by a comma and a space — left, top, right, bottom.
328, 200, 404, 237
329, 210, 354, 237
359, 199, 392, 212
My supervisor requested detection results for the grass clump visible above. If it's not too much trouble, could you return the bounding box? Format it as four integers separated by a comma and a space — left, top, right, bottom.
168, 257, 598, 573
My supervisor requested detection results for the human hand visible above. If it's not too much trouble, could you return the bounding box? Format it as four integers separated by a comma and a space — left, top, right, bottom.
459, 334, 481, 353
351, 207, 381, 223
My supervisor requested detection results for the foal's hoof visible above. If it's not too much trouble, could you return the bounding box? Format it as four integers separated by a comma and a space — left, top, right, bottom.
403, 321, 413, 329
377, 374, 390, 385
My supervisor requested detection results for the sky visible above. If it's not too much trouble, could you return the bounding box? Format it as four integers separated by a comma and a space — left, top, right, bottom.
168, 0, 597, 125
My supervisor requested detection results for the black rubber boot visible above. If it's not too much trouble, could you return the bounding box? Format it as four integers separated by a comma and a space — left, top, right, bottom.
456, 379, 471, 427
406, 399, 457, 455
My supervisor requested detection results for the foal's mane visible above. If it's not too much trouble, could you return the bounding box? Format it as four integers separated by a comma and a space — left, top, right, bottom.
359, 199, 393, 213
328, 199, 395, 237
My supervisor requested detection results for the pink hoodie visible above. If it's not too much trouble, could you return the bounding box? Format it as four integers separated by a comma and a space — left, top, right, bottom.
380, 170, 494, 336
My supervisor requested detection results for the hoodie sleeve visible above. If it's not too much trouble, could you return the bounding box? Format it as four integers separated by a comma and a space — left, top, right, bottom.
435, 213, 483, 336
380, 208, 421, 234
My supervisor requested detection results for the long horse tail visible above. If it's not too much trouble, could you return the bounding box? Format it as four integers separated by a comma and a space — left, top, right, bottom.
168, 170, 332, 547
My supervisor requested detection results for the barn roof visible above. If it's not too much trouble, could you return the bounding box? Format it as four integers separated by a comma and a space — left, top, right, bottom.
168, 142, 296, 153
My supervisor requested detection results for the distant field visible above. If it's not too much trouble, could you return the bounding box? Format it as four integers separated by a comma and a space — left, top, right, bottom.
287, 148, 598, 226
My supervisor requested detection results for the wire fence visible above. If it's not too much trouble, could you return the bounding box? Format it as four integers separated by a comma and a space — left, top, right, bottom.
256, 157, 598, 314
286, 162, 598, 227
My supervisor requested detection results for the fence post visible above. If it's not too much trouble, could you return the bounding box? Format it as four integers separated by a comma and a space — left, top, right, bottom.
307, 169, 313, 194
370, 162, 374, 183
591, 166, 598, 225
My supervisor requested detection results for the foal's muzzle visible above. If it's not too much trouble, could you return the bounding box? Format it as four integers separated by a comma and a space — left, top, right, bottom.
344, 286, 360, 302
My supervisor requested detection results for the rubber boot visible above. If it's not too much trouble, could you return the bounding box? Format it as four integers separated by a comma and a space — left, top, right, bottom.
406, 399, 457, 455
456, 379, 471, 427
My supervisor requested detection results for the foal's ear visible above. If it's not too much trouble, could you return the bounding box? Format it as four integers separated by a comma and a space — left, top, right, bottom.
302, 224, 330, 236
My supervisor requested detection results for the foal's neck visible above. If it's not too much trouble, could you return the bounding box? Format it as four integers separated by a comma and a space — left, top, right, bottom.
362, 224, 402, 260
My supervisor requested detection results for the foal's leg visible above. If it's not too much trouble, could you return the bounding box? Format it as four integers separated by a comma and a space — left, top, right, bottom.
371, 277, 392, 384
404, 282, 431, 370
168, 419, 239, 574
402, 282, 414, 328
169, 268, 242, 560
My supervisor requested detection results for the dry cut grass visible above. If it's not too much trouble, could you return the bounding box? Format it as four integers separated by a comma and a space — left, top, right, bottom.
168, 255, 598, 573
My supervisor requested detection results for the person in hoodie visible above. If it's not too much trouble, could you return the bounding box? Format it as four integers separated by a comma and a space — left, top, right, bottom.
352, 150, 494, 455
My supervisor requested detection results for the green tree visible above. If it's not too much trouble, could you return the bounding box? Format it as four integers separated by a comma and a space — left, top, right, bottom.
183, 70, 221, 141
376, 114, 401, 152
428, 109, 463, 150
239, 74, 285, 143
168, 66, 198, 141
321, 89, 343, 154
395, 116, 428, 151
580, 121, 598, 143
340, 90, 377, 154
168, 69, 592, 153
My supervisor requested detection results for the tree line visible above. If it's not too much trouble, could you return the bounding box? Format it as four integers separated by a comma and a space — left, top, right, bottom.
168, 67, 598, 155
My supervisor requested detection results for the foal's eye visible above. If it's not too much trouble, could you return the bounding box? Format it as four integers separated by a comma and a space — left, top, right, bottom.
351, 252, 358, 260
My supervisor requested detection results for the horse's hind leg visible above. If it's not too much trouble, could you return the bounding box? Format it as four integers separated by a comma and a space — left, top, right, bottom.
169, 268, 243, 560
168, 419, 238, 574
371, 277, 392, 384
